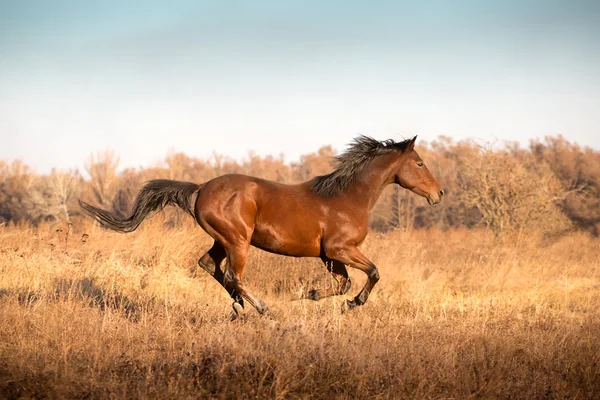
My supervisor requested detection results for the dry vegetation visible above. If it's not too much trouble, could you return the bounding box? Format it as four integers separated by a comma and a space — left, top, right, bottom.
1, 135, 600, 398
1, 218, 599, 399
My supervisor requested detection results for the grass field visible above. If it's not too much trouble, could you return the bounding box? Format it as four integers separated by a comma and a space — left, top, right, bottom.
1, 217, 599, 399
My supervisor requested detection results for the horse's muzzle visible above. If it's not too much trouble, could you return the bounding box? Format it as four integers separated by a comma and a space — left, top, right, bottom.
427, 189, 444, 205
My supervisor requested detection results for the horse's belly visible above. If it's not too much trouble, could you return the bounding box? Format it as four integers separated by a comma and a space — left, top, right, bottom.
251, 221, 322, 257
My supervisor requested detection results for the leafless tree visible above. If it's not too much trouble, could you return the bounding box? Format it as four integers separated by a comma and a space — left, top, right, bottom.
458, 146, 570, 236
85, 150, 119, 207
26, 169, 80, 223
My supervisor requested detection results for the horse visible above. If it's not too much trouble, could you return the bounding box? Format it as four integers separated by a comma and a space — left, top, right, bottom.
79, 136, 443, 317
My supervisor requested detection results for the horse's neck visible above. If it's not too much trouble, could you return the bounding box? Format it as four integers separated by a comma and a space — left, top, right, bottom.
349, 155, 398, 210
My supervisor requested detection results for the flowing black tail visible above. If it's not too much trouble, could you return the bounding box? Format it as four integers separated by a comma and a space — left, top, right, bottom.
79, 179, 200, 233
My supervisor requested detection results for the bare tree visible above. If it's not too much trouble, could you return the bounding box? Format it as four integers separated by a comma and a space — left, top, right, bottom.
85, 150, 120, 207
26, 170, 80, 223
531, 136, 600, 236
0, 160, 35, 223
458, 146, 569, 236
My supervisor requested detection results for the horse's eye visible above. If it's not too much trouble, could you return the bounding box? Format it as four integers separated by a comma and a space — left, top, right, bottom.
417, 162, 424, 167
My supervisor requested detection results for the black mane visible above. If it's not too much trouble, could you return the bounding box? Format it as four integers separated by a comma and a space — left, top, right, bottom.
309, 136, 415, 197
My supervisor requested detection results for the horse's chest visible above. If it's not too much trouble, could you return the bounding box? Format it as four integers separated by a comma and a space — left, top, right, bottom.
329, 209, 368, 236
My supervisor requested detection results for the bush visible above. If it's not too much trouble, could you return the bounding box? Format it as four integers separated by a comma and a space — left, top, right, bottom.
456, 146, 570, 236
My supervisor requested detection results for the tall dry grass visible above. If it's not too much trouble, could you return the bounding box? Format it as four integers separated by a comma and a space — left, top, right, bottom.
1, 216, 599, 398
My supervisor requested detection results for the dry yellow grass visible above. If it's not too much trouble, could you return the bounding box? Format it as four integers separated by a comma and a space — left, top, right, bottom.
1, 217, 599, 399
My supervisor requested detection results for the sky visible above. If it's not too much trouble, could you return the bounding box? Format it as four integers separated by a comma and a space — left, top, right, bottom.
1, 0, 599, 173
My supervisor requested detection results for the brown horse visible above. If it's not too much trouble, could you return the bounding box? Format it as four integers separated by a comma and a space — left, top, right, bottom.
80, 136, 443, 316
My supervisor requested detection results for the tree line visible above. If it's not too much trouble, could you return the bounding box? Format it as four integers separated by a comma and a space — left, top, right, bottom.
1, 135, 598, 236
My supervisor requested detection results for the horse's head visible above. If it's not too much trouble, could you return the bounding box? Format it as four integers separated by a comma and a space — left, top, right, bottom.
394, 137, 444, 205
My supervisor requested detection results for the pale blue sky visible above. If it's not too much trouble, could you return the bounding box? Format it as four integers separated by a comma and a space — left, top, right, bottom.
1, 1, 599, 172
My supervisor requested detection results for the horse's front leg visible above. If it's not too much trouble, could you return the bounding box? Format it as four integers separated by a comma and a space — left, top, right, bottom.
299, 258, 352, 301
325, 245, 379, 311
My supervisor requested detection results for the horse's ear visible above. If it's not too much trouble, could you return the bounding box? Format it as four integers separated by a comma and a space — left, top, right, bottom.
406, 136, 417, 152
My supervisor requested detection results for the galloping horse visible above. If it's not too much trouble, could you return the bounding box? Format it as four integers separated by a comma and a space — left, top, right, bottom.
80, 136, 443, 316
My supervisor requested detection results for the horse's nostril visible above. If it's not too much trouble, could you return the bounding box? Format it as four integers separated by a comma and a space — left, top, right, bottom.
440, 189, 444, 197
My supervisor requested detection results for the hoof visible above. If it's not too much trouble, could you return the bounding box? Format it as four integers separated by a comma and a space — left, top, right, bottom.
304, 289, 319, 301
258, 307, 272, 318
341, 299, 354, 313
230, 302, 245, 321
233, 302, 244, 316
292, 289, 318, 301
256, 300, 270, 317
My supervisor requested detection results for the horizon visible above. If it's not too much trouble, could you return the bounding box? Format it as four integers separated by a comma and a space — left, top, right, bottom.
1, 1, 599, 173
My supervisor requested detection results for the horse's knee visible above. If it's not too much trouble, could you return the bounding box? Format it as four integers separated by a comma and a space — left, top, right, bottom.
368, 267, 380, 283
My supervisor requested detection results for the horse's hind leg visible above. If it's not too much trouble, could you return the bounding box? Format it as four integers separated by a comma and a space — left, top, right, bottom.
197, 241, 244, 308
300, 258, 351, 301
227, 245, 268, 315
